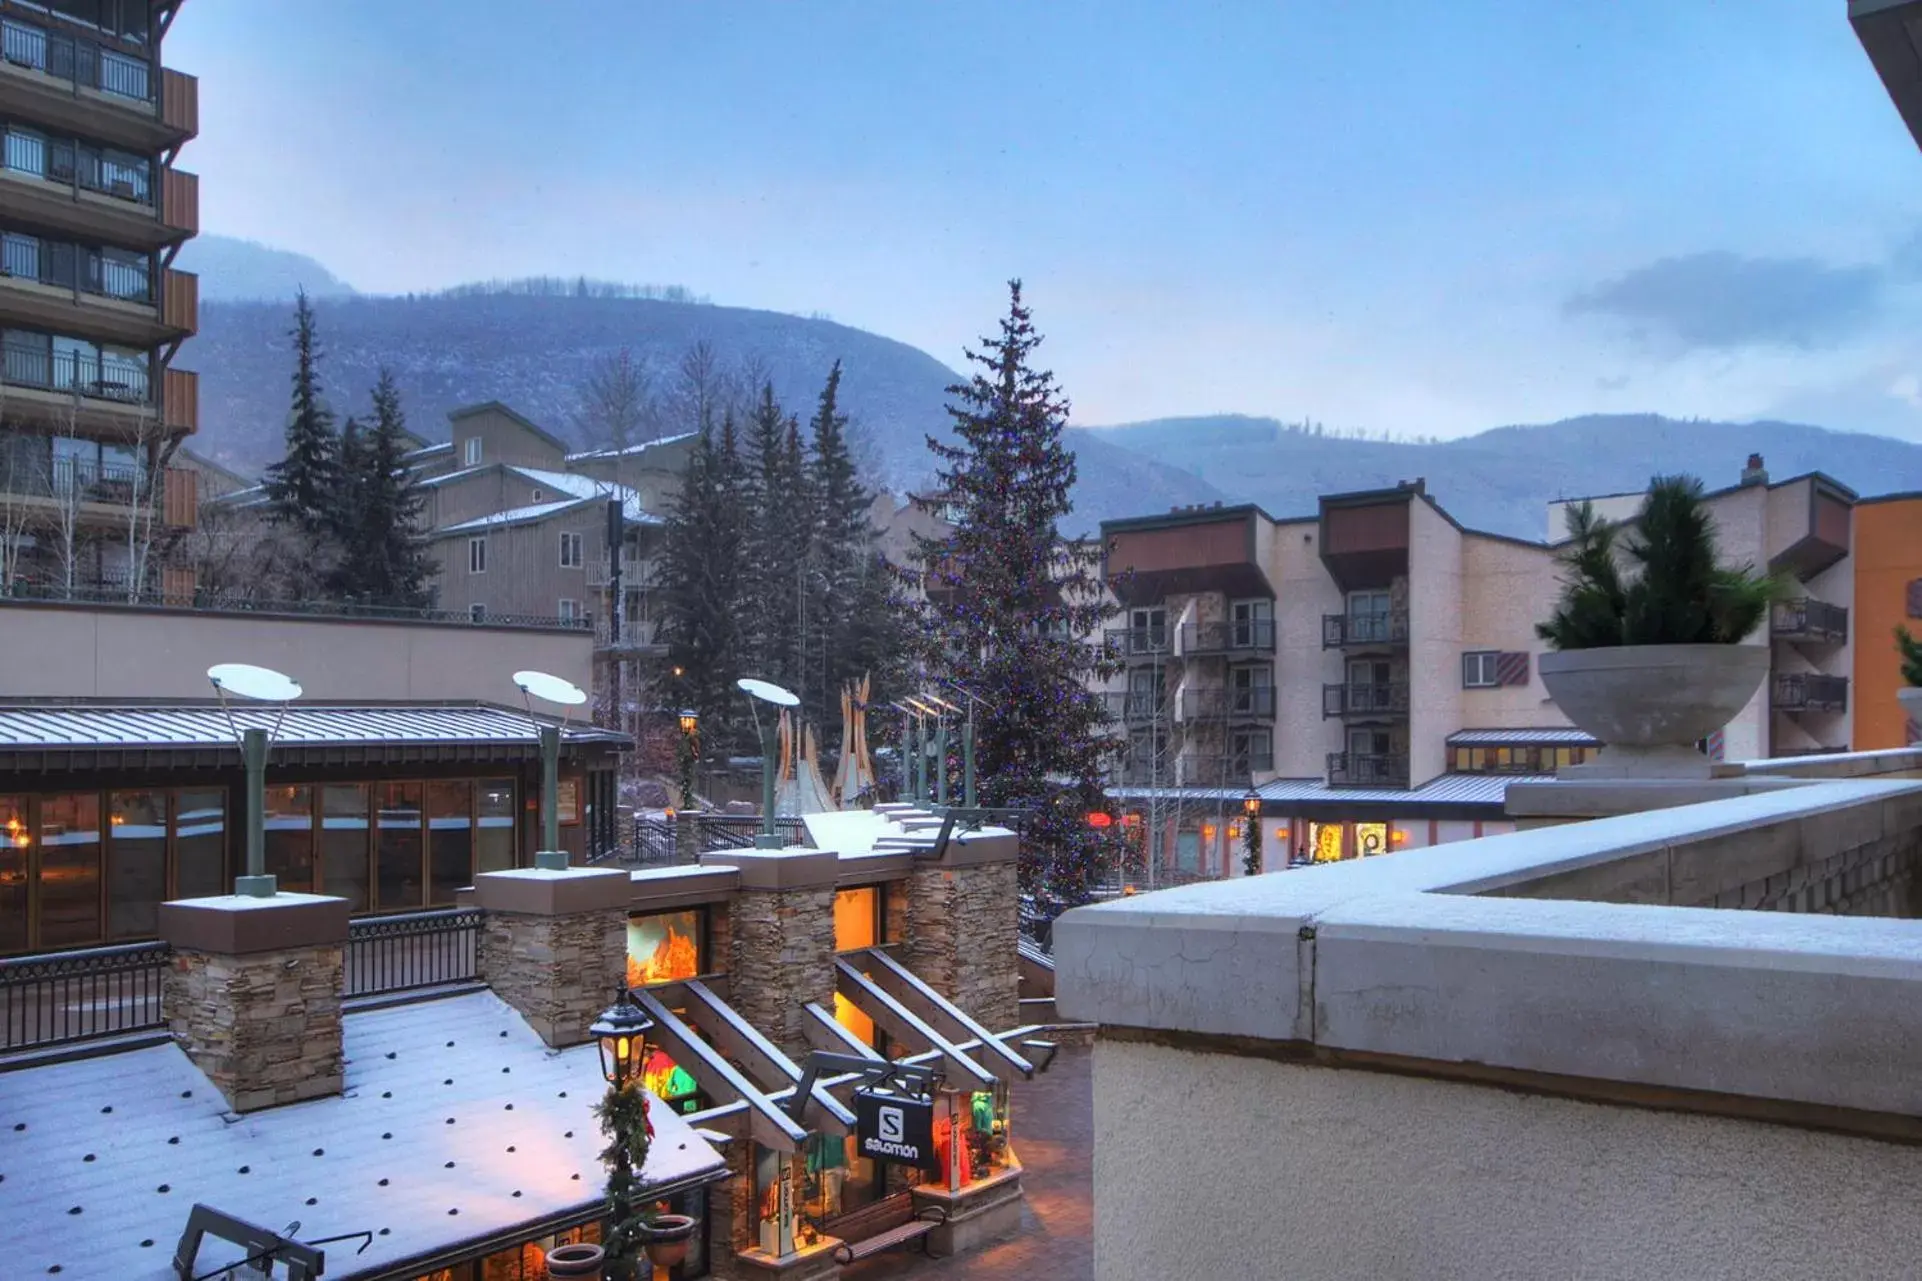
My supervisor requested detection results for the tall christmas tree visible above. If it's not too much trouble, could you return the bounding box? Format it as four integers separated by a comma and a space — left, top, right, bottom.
261, 291, 339, 555
908, 282, 1121, 901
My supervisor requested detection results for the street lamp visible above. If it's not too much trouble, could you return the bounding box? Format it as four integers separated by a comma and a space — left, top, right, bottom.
207, 662, 302, 898
591, 986, 656, 1089
675, 708, 700, 811
1241, 788, 1263, 878
514, 669, 588, 869
737, 677, 800, 848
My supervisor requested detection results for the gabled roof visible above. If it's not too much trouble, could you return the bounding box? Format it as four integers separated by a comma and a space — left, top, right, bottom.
0, 991, 727, 1281
436, 497, 592, 534
446, 401, 573, 455
565, 430, 699, 462
506, 467, 661, 525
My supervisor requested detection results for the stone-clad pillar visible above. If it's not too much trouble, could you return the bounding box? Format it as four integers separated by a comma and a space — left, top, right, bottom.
474, 866, 629, 1048
905, 829, 1021, 1033
702, 847, 838, 1063
159, 893, 350, 1114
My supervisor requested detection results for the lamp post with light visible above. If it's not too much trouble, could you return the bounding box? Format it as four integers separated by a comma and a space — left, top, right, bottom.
1241, 789, 1263, 877
675, 708, 700, 811
207, 662, 302, 897
514, 670, 588, 868
738, 677, 800, 848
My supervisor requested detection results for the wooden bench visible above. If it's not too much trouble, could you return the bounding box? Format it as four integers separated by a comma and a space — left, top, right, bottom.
823, 1192, 947, 1265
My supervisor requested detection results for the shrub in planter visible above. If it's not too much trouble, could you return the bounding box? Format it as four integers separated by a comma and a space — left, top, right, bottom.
1895, 626, 1922, 725
1536, 476, 1783, 776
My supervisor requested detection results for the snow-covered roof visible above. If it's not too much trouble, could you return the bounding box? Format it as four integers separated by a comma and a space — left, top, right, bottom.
436, 497, 591, 534
0, 990, 729, 1281
1107, 772, 1552, 808
1447, 727, 1598, 746
507, 467, 662, 525
0, 702, 623, 753
403, 440, 454, 459
565, 431, 698, 462
417, 464, 489, 489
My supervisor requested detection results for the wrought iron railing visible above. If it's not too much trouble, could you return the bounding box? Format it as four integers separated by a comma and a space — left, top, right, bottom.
1771, 598, 1849, 645
1321, 682, 1410, 718
0, 939, 169, 1052
689, 814, 808, 852
0, 231, 153, 302
1322, 611, 1410, 648
1772, 673, 1849, 714
0, 341, 150, 401
0, 581, 594, 631
1104, 625, 1170, 657
1180, 686, 1276, 719
0, 15, 152, 101
344, 908, 482, 998
1180, 619, 1276, 654
1327, 751, 1409, 787
1105, 689, 1169, 723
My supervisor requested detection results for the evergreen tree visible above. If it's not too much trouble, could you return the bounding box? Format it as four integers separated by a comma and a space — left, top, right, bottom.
740, 383, 806, 695
907, 282, 1122, 901
659, 413, 749, 754
359, 369, 437, 606
261, 291, 340, 560
326, 415, 369, 599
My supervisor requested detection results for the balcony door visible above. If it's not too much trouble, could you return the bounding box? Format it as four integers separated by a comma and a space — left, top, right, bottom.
1348, 728, 1391, 780
1127, 667, 1163, 718
1229, 664, 1271, 715
1348, 659, 1389, 712
1129, 607, 1165, 653
1230, 598, 1272, 647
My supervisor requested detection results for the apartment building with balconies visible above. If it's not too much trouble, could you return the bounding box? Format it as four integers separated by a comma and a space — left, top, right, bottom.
0, 0, 199, 597
1550, 456, 1857, 761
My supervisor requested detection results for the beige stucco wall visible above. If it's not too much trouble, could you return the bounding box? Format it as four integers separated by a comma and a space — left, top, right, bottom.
1273, 518, 1342, 777
1706, 486, 1773, 761
1407, 500, 1462, 785
1459, 534, 1571, 732
1094, 1037, 1922, 1281
0, 604, 594, 700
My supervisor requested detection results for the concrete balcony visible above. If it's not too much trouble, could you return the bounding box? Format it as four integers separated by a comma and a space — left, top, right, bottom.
1179, 619, 1276, 656
1104, 625, 1170, 660
0, 245, 196, 348
0, 15, 197, 153
1773, 672, 1849, 714
0, 158, 196, 252
1058, 746, 1922, 1279
1179, 686, 1275, 720
1325, 750, 1408, 787
1771, 597, 1848, 646
1104, 689, 1169, 724
1321, 681, 1409, 719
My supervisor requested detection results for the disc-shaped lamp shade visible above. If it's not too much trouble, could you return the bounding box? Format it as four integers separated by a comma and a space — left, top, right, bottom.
207, 663, 302, 703
736, 677, 800, 707
514, 669, 588, 707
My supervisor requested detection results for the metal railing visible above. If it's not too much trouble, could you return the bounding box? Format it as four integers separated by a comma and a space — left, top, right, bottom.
0, 16, 152, 101
1104, 689, 1169, 723
1104, 625, 1170, 657
1, 341, 150, 401
1773, 673, 1849, 714
1180, 686, 1276, 719
0, 456, 145, 503
0, 939, 169, 1052
1772, 598, 1849, 645
1322, 610, 1410, 648
0, 581, 594, 631
1327, 751, 1409, 787
344, 908, 482, 999
689, 814, 808, 851
0, 232, 153, 303
1179, 751, 1273, 784
1322, 682, 1410, 718
1180, 619, 1276, 654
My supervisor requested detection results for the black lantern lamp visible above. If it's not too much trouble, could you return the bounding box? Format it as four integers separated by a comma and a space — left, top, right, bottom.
677, 708, 700, 737
591, 987, 655, 1089
1241, 789, 1261, 820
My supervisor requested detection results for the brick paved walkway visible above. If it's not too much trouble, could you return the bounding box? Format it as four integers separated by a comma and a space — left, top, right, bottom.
844, 1043, 1092, 1281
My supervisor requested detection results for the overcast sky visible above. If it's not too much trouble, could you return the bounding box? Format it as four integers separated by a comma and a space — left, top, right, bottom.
171, 1, 1922, 440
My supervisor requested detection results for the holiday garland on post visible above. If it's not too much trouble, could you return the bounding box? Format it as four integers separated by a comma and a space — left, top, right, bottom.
1242, 815, 1261, 878
594, 1079, 656, 1268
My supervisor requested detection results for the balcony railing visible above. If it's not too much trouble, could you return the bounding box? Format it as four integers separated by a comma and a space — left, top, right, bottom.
1181, 619, 1276, 655
1322, 682, 1411, 718
1181, 751, 1273, 784
585, 553, 653, 588
1, 341, 149, 402
0, 939, 168, 1052
1772, 598, 1849, 645
1327, 751, 1410, 787
1105, 689, 1169, 723
0, 455, 146, 504
0, 581, 594, 631
1322, 610, 1410, 649
1773, 673, 1849, 714
1180, 686, 1276, 719
1105, 625, 1170, 657
0, 231, 154, 303
1, 15, 153, 103
344, 908, 481, 999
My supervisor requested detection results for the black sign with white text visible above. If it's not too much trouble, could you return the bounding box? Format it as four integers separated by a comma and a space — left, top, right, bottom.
854, 1088, 938, 1172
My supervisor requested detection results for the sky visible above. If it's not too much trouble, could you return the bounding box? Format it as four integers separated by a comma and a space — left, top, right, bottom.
170, 0, 1922, 441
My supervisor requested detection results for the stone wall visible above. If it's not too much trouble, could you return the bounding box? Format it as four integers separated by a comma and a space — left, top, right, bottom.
164, 943, 344, 1113
906, 861, 1021, 1032
478, 907, 625, 1047
1700, 828, 1922, 917
726, 887, 836, 1061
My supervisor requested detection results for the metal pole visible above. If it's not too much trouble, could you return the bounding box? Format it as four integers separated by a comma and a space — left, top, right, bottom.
963, 714, 976, 808
934, 719, 949, 806
234, 726, 275, 897
756, 719, 781, 848
535, 723, 565, 869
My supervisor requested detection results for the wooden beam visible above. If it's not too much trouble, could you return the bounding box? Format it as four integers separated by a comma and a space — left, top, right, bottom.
857, 947, 1033, 1079
803, 1002, 885, 1059
834, 959, 995, 1090
632, 988, 809, 1153
678, 979, 854, 1132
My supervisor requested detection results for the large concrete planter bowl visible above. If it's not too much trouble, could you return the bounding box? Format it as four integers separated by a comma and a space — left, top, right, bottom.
1900, 687, 1922, 728
1539, 643, 1770, 778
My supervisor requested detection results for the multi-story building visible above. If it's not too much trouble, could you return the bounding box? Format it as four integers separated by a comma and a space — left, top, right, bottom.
1849, 490, 1922, 750
0, 0, 199, 595
1100, 484, 1582, 876
1551, 455, 1857, 761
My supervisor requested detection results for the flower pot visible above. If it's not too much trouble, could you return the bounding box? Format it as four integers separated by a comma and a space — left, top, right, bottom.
641, 1213, 698, 1268
1538, 643, 1770, 778
1899, 687, 1922, 728
543, 1242, 606, 1278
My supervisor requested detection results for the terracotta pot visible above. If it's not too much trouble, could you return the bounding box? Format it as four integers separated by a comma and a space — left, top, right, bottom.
641, 1214, 698, 1268
544, 1242, 606, 1278
1538, 643, 1770, 778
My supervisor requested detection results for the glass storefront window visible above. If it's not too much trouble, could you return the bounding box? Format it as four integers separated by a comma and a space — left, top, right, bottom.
753, 1144, 805, 1258
107, 790, 165, 939
426, 780, 473, 904
1, 796, 26, 952
38, 793, 100, 946
832, 887, 878, 951
321, 784, 370, 913
628, 908, 702, 987
1311, 821, 1344, 863
264, 785, 313, 893
1356, 822, 1390, 858
376, 782, 424, 910
173, 789, 224, 900
476, 778, 515, 873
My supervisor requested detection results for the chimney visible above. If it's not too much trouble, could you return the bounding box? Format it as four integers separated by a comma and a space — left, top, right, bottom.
159, 893, 350, 1113
1741, 454, 1768, 487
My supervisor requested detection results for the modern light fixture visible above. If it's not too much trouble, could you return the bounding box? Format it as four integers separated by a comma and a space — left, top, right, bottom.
514, 669, 588, 869
737, 677, 799, 847
207, 662, 302, 897
590, 986, 656, 1089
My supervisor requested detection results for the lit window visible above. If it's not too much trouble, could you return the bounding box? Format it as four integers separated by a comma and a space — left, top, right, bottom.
1462, 651, 1498, 688
468, 536, 486, 574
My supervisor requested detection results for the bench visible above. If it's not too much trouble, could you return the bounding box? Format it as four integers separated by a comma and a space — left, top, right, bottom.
823, 1192, 947, 1265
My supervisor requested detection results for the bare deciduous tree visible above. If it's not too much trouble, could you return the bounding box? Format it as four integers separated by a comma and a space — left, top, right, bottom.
48, 400, 87, 595
120, 400, 177, 602
574, 347, 660, 462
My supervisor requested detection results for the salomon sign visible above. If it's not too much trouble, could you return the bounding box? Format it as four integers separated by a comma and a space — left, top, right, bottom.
855, 1088, 938, 1171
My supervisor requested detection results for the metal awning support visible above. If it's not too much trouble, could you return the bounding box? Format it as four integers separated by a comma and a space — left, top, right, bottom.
856, 947, 1033, 1080
834, 958, 995, 1091
632, 989, 810, 1153
675, 980, 854, 1133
